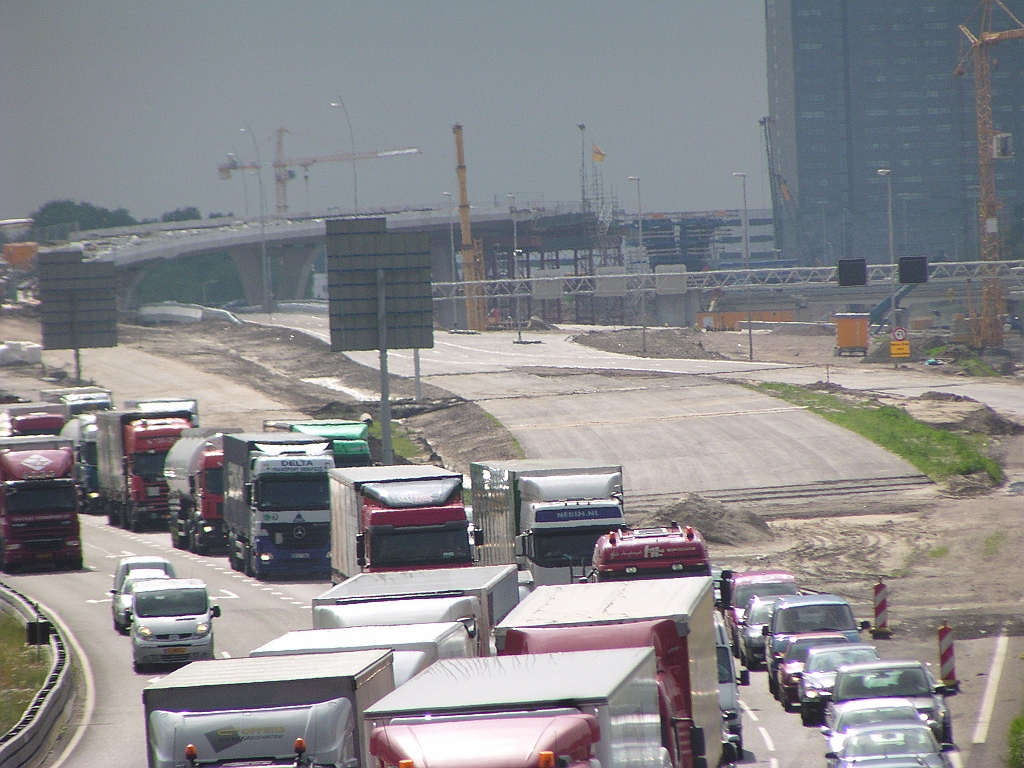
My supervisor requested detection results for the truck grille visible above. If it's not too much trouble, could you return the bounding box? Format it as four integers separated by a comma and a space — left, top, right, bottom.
266, 523, 329, 550
23, 537, 66, 553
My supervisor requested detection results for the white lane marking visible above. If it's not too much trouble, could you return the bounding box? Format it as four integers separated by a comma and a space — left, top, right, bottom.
270, 591, 283, 596
740, 701, 759, 722
40, 601, 94, 768
769, 759, 779, 768
279, 596, 293, 601
290, 601, 303, 606
971, 632, 1009, 744
85, 598, 112, 604
218, 590, 240, 599
262, 588, 274, 592
221, 651, 232, 658
121, 550, 136, 556
949, 752, 964, 768
758, 726, 775, 752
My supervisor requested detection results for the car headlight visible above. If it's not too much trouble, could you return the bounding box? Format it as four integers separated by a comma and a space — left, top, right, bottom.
137, 626, 153, 637
194, 623, 210, 636
804, 689, 819, 699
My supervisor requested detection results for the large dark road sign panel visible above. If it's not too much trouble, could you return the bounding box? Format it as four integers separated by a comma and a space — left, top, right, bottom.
37, 248, 118, 350
326, 218, 434, 352
898, 256, 928, 284
837, 258, 867, 287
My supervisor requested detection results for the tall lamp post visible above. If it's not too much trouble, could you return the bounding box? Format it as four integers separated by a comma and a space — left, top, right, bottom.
878, 168, 896, 333
578, 124, 588, 211
330, 95, 358, 214
241, 126, 273, 314
628, 176, 647, 354
508, 195, 525, 343
733, 172, 754, 361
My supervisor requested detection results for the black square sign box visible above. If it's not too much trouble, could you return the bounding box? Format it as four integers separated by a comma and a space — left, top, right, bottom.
326, 218, 434, 352
37, 247, 118, 350
898, 256, 928, 284
837, 258, 868, 287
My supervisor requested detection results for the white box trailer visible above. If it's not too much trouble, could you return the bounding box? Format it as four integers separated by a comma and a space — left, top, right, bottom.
365, 648, 666, 768
250, 622, 473, 686
142, 650, 393, 768
311, 565, 519, 656
495, 578, 722, 768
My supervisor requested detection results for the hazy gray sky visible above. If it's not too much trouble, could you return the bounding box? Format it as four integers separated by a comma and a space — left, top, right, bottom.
1, 2, 770, 223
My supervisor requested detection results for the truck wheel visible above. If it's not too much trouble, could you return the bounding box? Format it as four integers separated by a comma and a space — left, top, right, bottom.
800, 704, 820, 727
244, 547, 256, 578
228, 535, 241, 571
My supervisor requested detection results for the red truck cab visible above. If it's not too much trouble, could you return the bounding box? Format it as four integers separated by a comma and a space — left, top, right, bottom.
0, 439, 81, 571
121, 417, 192, 529
11, 412, 67, 436
590, 524, 710, 581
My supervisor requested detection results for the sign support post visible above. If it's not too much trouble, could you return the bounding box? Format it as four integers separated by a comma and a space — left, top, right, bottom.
376, 267, 393, 464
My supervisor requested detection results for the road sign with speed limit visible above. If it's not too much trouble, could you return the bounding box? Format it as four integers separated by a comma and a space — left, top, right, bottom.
891, 327, 907, 342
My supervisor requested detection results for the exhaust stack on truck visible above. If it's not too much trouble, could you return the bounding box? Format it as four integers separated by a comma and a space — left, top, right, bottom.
142, 650, 394, 768
365, 648, 667, 768
470, 460, 625, 587
329, 465, 473, 582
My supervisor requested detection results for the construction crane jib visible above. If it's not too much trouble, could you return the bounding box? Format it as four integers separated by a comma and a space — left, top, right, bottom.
218, 127, 421, 215
954, 0, 1024, 347
452, 124, 487, 332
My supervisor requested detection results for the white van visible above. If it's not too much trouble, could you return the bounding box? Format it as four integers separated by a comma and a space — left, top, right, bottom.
715, 612, 750, 756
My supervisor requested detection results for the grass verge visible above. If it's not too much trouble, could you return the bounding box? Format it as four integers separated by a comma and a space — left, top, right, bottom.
0, 610, 51, 734
367, 420, 422, 461
1009, 711, 1024, 768
751, 382, 1004, 483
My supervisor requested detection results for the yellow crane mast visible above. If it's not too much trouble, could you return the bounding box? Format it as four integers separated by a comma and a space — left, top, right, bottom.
219, 128, 420, 215
954, 0, 1024, 347
452, 124, 487, 332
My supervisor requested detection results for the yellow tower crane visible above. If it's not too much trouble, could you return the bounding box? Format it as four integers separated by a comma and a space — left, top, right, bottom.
452, 124, 487, 332
954, 0, 1024, 347
219, 127, 421, 215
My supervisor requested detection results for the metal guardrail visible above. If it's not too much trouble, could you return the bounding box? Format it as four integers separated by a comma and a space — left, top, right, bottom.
0, 582, 73, 768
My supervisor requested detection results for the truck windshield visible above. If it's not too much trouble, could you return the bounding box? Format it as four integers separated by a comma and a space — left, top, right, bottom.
204, 467, 223, 495
370, 526, 472, 568
132, 452, 169, 480
531, 528, 608, 568
256, 474, 329, 511
5, 484, 77, 513
134, 588, 208, 618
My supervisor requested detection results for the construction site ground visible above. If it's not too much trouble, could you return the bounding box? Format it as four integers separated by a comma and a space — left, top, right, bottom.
2, 311, 1024, 643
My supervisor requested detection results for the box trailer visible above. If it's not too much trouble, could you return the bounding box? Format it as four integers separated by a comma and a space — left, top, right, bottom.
142, 650, 393, 768
495, 577, 722, 768
365, 648, 666, 768
250, 621, 473, 685
311, 564, 519, 656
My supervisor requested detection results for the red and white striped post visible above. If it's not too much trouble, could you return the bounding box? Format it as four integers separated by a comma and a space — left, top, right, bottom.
870, 580, 892, 639
937, 621, 957, 686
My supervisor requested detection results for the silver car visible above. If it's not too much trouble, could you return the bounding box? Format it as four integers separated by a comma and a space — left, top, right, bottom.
128, 578, 220, 672
111, 568, 170, 634
822, 698, 924, 754
736, 595, 778, 670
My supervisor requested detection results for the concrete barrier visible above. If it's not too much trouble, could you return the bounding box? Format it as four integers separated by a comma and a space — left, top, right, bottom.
0, 583, 73, 768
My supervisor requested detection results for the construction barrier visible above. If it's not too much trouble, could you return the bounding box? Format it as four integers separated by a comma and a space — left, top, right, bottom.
869, 581, 892, 639
937, 621, 957, 685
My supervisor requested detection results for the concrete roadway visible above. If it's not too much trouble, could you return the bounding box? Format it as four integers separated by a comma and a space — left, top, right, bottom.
252, 314, 934, 503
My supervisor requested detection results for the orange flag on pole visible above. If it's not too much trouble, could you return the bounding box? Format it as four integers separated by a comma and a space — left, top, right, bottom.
592, 144, 607, 162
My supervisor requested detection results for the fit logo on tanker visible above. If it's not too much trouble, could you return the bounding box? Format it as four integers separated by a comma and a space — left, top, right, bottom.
644, 545, 665, 559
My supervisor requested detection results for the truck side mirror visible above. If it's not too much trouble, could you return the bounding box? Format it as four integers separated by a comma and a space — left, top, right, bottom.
473, 528, 484, 547
738, 668, 750, 686
211, 605, 221, 618
762, 625, 770, 636
355, 533, 366, 567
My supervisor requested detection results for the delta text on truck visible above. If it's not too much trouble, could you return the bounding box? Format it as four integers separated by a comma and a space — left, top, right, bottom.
329, 465, 476, 582
96, 407, 196, 531
0, 435, 82, 571
222, 432, 334, 579
470, 459, 625, 587
495, 576, 724, 768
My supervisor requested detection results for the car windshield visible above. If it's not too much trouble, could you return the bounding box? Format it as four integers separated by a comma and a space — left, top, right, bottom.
134, 588, 208, 618
835, 668, 932, 699
132, 451, 169, 480
784, 637, 849, 663
845, 727, 938, 758
776, 603, 855, 633
807, 647, 880, 673
734, 581, 799, 608
747, 600, 776, 624
256, 474, 329, 511
836, 706, 921, 733
5, 484, 77, 513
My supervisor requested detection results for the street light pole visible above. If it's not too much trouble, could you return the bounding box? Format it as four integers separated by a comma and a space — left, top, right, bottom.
508, 194, 525, 343
578, 124, 587, 211
329, 96, 358, 214
628, 176, 647, 354
733, 172, 753, 361
241, 126, 273, 314
878, 168, 896, 335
